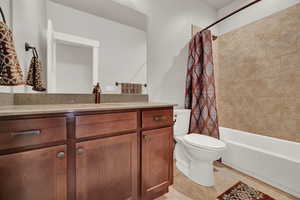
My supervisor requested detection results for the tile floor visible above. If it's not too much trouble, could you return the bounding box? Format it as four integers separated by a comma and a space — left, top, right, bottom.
156, 162, 299, 200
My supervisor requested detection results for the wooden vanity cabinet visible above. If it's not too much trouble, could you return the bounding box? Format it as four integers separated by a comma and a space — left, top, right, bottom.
141, 127, 173, 200
0, 117, 67, 151
76, 133, 138, 200
75, 112, 137, 138
0, 107, 174, 200
142, 109, 173, 129
0, 145, 67, 200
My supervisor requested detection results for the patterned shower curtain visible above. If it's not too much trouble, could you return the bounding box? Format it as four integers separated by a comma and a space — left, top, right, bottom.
185, 30, 219, 139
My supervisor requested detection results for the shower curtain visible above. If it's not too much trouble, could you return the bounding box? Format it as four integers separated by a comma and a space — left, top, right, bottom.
185, 30, 219, 139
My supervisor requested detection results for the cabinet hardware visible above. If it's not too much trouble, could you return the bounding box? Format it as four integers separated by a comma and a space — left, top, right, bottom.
153, 116, 165, 121
11, 130, 41, 137
143, 135, 151, 140
57, 152, 65, 158
77, 148, 85, 153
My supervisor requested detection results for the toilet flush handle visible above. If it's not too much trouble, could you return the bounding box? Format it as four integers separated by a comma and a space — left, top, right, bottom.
153, 115, 166, 121
173, 114, 177, 124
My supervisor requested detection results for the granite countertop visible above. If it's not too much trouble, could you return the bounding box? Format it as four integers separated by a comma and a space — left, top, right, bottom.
0, 102, 176, 117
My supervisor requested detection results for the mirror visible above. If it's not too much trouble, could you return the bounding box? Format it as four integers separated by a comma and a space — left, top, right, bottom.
0, 0, 147, 94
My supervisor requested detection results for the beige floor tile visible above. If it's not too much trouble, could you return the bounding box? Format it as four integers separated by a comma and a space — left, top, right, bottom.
156, 162, 299, 200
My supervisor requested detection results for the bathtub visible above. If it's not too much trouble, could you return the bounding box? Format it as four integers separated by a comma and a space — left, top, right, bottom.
219, 127, 300, 198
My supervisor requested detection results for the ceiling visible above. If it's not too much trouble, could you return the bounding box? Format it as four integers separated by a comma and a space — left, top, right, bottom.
50, 0, 147, 31
203, 0, 235, 9
50, 0, 235, 30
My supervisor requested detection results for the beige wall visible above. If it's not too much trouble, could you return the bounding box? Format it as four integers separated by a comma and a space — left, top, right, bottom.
218, 4, 300, 142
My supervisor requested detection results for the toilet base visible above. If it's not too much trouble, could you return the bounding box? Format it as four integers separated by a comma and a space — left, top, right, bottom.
176, 160, 214, 187
189, 161, 214, 187
176, 159, 189, 177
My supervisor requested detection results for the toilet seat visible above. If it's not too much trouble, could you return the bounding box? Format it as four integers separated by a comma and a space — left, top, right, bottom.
183, 134, 226, 151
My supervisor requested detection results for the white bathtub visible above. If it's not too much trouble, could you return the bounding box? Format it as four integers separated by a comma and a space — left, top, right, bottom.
219, 127, 300, 198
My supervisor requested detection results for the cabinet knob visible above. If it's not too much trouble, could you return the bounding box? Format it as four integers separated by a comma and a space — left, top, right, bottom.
143, 135, 151, 140
77, 148, 85, 153
57, 152, 65, 158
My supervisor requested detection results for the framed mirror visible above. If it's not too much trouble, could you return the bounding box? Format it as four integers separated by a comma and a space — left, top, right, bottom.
0, 0, 147, 95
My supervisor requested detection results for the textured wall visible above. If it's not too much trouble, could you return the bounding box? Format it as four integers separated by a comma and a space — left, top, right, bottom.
218, 4, 300, 142
218, 0, 300, 35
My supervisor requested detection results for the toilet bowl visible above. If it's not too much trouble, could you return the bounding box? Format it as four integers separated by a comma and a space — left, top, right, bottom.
174, 109, 226, 187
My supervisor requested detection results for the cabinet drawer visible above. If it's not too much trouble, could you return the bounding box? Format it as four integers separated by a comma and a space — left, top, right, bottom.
0, 117, 67, 151
76, 112, 137, 138
142, 109, 173, 128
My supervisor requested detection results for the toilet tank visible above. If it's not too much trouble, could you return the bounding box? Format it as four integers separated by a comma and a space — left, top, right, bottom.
174, 109, 191, 136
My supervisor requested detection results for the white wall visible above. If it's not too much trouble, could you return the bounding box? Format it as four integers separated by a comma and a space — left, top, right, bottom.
218, 0, 300, 34
113, 0, 218, 106
47, 1, 147, 94
0, 0, 10, 24
0, 0, 47, 94
11, 0, 47, 93
56, 44, 92, 94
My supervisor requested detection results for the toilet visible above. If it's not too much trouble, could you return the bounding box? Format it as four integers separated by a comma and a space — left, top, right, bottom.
174, 109, 226, 187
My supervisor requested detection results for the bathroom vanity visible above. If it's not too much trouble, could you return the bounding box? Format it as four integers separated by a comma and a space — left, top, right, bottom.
0, 103, 175, 200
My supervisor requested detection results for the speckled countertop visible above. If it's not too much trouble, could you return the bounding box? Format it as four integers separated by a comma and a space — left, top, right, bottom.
0, 103, 176, 117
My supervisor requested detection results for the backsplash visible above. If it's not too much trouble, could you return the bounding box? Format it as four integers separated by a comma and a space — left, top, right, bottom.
0, 93, 148, 105
13, 94, 95, 105
0, 93, 14, 105
217, 4, 300, 142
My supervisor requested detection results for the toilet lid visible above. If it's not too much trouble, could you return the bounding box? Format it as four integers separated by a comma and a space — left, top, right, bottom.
183, 134, 226, 150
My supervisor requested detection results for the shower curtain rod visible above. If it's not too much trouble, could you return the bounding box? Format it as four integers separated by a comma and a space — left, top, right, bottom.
199, 0, 262, 37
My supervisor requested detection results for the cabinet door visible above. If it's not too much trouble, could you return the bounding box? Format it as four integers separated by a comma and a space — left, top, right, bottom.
76, 133, 138, 200
0, 145, 67, 200
142, 127, 172, 200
